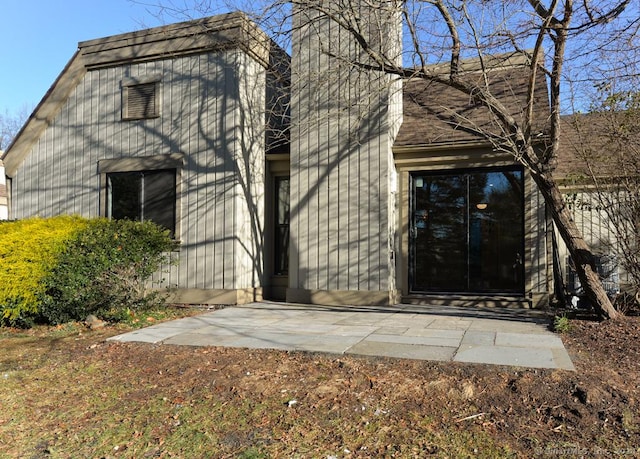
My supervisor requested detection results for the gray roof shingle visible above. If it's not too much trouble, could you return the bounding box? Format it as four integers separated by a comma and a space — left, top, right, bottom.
396, 67, 549, 149
556, 112, 640, 181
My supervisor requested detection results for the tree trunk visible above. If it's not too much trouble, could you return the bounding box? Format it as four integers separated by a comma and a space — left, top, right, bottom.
532, 171, 620, 320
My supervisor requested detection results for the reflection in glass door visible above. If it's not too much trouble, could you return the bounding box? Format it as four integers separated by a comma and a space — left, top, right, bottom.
410, 167, 524, 294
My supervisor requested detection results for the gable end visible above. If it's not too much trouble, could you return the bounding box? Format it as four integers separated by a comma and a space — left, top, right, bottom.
2, 12, 283, 179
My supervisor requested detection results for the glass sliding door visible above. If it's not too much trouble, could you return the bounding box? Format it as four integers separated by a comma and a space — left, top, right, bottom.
411, 174, 468, 291
410, 167, 524, 294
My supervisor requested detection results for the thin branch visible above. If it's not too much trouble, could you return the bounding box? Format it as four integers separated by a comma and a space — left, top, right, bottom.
431, 0, 461, 77
525, 0, 559, 139
403, 7, 427, 71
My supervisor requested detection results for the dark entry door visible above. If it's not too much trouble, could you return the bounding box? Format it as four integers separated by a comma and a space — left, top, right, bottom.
410, 167, 524, 294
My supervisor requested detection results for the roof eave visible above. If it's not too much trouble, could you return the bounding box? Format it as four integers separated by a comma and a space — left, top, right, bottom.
393, 140, 493, 153
3, 51, 86, 178
79, 12, 276, 70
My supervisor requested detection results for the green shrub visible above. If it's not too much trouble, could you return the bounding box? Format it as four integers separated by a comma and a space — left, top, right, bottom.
1, 217, 176, 327
553, 314, 571, 333
0, 216, 89, 326
39, 218, 177, 324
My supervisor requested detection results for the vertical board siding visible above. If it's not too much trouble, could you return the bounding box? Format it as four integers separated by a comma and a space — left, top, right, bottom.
288, 11, 303, 290
223, 57, 238, 290
235, 52, 266, 288
290, 5, 399, 295
559, 191, 629, 287
329, 24, 341, 290
529, 175, 549, 295
11, 48, 267, 293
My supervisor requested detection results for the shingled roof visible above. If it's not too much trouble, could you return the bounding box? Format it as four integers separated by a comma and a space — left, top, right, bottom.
555, 112, 640, 182
395, 64, 549, 150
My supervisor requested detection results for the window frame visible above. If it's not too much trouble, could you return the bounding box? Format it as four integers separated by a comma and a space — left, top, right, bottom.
274, 175, 290, 276
121, 75, 162, 121
409, 165, 526, 295
98, 153, 184, 240
107, 169, 177, 236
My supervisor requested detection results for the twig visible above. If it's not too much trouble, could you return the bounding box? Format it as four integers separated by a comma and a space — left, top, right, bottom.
455, 412, 486, 423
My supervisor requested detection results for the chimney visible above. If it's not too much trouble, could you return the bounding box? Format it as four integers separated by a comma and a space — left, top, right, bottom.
287, 0, 403, 304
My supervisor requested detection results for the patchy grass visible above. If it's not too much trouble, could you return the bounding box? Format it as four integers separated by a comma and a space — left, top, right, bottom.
1, 309, 639, 458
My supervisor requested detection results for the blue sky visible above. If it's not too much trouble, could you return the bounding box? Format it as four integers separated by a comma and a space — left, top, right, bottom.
2, 1, 635, 119
0, 1, 218, 116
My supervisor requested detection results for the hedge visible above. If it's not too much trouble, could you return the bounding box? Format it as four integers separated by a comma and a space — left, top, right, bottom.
0, 216, 176, 327
0, 216, 88, 325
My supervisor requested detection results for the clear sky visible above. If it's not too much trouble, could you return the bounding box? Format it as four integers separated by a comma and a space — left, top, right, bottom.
0, 0, 218, 116
2, 1, 635, 119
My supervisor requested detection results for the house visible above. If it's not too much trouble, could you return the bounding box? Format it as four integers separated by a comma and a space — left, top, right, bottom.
2, 13, 287, 305
554, 112, 640, 298
2, 7, 556, 308
0, 158, 7, 220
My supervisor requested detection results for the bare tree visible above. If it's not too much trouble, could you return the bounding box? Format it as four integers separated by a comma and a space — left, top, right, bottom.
135, 0, 636, 319
0, 105, 32, 151
564, 88, 640, 312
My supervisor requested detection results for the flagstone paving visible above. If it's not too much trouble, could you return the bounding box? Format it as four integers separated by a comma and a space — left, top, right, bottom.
108, 302, 575, 370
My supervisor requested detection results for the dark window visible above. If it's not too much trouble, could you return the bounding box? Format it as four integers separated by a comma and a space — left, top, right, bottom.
123, 82, 159, 120
107, 169, 176, 237
410, 166, 525, 294
274, 176, 290, 275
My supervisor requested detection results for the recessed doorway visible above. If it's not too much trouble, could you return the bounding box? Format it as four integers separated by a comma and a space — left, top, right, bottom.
409, 167, 525, 294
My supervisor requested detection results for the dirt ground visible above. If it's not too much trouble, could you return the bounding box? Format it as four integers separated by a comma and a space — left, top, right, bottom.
1, 309, 639, 458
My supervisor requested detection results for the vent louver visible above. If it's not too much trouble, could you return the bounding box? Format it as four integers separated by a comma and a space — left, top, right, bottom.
125, 82, 158, 119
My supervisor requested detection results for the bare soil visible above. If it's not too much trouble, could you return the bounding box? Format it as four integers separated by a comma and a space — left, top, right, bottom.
1, 310, 638, 458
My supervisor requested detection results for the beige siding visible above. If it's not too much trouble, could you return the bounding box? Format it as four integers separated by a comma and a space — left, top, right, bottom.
289, 4, 401, 300
558, 191, 629, 289
235, 52, 267, 289
526, 174, 551, 302
11, 49, 267, 293
0, 160, 7, 220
